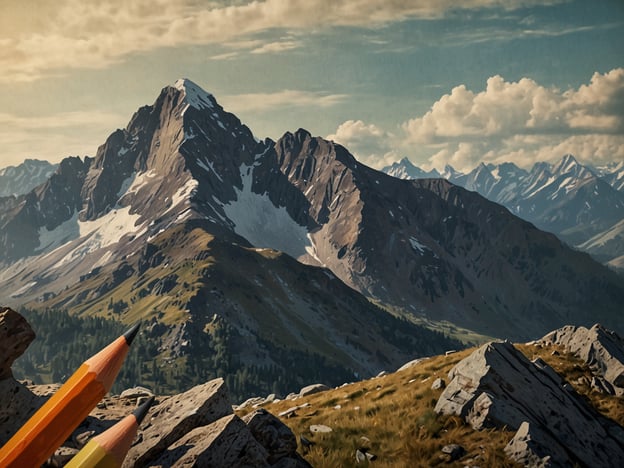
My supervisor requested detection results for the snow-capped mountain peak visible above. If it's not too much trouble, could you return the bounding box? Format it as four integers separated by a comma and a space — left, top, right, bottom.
553, 154, 580, 175
173, 78, 215, 111
441, 164, 463, 180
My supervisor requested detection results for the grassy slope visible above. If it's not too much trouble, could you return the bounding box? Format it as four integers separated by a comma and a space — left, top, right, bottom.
237, 342, 624, 467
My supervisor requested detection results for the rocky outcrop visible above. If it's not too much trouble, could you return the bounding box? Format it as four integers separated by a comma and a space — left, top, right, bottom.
122, 379, 310, 468
435, 341, 624, 467
0, 309, 309, 467
124, 378, 233, 466
0, 378, 42, 446
0, 308, 42, 446
149, 414, 269, 468
0, 307, 36, 379
538, 324, 624, 395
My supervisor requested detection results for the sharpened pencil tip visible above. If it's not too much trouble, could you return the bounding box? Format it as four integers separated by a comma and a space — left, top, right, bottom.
123, 322, 141, 345
132, 396, 155, 425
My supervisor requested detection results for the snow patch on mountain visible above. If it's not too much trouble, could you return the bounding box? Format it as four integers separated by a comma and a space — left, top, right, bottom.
37, 212, 80, 253
409, 236, 428, 255
53, 207, 146, 267
223, 163, 313, 259
174, 78, 215, 113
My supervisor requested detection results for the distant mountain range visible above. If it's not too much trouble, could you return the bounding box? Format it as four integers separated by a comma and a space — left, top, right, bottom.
0, 159, 58, 197
1, 79, 623, 397
383, 156, 624, 270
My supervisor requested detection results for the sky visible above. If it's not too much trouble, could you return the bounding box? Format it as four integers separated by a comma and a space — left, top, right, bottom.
1, 0, 623, 172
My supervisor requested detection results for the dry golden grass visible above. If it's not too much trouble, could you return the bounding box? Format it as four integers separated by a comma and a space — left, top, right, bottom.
237, 342, 623, 467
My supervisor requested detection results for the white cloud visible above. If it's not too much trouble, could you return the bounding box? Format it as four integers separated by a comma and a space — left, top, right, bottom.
327, 119, 398, 168
402, 68, 624, 170
221, 89, 348, 112
251, 39, 302, 54
1, 0, 562, 82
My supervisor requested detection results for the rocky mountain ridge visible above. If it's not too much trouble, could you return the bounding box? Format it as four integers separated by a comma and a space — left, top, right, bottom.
1, 79, 624, 400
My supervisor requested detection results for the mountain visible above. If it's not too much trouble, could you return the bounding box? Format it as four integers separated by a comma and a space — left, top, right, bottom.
383, 155, 624, 265
0, 159, 58, 198
384, 157, 440, 179
2, 79, 624, 399
578, 218, 624, 271
0, 79, 458, 399
599, 161, 624, 192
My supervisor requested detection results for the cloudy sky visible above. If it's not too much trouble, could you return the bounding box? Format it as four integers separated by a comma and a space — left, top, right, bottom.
1, 0, 623, 171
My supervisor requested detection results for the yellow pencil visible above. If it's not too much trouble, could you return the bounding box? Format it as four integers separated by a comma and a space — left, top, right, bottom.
0, 323, 140, 468
66, 395, 154, 468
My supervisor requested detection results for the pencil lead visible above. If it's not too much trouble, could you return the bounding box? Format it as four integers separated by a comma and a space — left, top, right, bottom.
123, 322, 141, 345
132, 396, 155, 425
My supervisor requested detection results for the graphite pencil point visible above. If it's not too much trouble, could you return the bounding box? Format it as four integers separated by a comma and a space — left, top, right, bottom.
132, 396, 155, 424
123, 322, 141, 345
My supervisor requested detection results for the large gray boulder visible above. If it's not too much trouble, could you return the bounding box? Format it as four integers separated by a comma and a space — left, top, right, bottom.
124, 378, 233, 466
539, 324, 624, 395
149, 414, 269, 467
435, 340, 624, 467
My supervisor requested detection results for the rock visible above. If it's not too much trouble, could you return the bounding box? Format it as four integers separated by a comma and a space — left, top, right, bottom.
435, 340, 624, 468
0, 377, 42, 445
124, 378, 233, 467
46, 446, 79, 467
278, 406, 300, 418
119, 385, 154, 400
396, 358, 428, 372
243, 408, 299, 464
0, 307, 36, 380
299, 383, 330, 397
441, 444, 466, 461
309, 424, 332, 433
376, 371, 388, 378
504, 421, 566, 468
150, 414, 270, 468
539, 324, 624, 395
591, 376, 615, 395
431, 378, 445, 390
236, 396, 266, 410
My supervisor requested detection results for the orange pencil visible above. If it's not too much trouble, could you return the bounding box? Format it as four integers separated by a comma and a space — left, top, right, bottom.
0, 323, 140, 468
65, 396, 155, 468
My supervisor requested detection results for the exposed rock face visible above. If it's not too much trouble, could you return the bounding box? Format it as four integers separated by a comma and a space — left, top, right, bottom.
118, 377, 310, 467
124, 378, 233, 466
504, 421, 568, 468
0, 307, 36, 379
0, 378, 42, 446
538, 324, 624, 395
0, 308, 42, 446
149, 414, 269, 468
435, 341, 624, 468
243, 409, 311, 466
